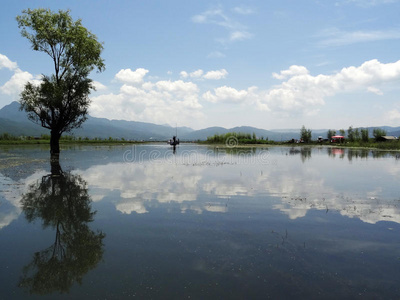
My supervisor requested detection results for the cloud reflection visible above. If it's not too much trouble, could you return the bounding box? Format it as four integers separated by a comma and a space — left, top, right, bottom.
75, 147, 400, 225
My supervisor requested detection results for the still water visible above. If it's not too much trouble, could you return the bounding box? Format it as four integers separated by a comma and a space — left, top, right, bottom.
0, 144, 400, 299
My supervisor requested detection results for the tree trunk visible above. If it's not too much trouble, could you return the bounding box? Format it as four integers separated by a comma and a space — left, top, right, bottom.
50, 158, 62, 177
50, 130, 61, 157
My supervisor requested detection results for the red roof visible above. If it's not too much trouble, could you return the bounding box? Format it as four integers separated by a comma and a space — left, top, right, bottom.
331, 135, 345, 138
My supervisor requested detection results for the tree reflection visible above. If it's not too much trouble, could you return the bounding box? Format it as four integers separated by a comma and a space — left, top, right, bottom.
18, 159, 105, 295
288, 147, 312, 162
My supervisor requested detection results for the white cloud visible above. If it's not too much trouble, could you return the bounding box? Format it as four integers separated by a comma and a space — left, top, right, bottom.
203, 69, 228, 80
229, 30, 253, 41
92, 80, 107, 91
0, 69, 40, 96
203, 85, 259, 105
202, 59, 400, 116
180, 71, 189, 78
190, 69, 204, 78
180, 69, 228, 80
0, 54, 18, 70
317, 28, 400, 47
261, 59, 400, 112
91, 70, 204, 126
272, 65, 309, 80
115, 68, 149, 84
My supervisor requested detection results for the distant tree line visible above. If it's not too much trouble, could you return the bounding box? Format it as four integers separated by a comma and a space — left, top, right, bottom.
325, 126, 388, 142
206, 132, 272, 145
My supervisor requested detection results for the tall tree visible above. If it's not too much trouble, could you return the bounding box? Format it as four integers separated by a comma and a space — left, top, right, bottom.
347, 126, 355, 142
361, 128, 369, 142
300, 125, 312, 143
327, 129, 336, 140
16, 9, 105, 157
354, 128, 360, 141
373, 128, 387, 141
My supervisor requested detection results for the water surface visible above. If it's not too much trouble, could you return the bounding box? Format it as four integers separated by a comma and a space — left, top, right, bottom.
1, 144, 399, 299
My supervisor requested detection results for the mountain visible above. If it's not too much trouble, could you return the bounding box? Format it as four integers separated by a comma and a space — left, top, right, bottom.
0, 101, 193, 140
1, 101, 399, 141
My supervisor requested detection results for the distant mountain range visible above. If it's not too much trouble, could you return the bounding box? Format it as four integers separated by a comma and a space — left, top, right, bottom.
1, 101, 399, 141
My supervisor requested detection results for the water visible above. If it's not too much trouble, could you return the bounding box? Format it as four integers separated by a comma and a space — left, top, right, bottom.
1, 144, 400, 299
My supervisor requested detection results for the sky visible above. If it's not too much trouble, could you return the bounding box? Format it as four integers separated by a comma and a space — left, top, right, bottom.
1, 0, 400, 130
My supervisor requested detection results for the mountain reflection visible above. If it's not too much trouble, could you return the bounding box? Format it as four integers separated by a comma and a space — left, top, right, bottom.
18, 160, 105, 295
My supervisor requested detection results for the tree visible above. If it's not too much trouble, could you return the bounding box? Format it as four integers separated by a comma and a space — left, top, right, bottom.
354, 128, 360, 141
327, 129, 336, 140
339, 129, 345, 137
300, 125, 312, 143
17, 9, 105, 157
373, 128, 387, 141
361, 128, 369, 142
347, 126, 355, 142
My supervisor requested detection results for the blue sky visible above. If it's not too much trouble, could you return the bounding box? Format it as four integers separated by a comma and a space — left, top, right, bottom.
1, 0, 400, 130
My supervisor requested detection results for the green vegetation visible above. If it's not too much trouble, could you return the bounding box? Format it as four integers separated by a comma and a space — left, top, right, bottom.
204, 132, 276, 145
17, 8, 105, 156
372, 128, 387, 141
0, 133, 141, 145
203, 126, 400, 150
300, 125, 312, 143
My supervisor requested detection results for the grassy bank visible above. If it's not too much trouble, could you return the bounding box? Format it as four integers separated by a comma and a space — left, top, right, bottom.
202, 132, 400, 150
0, 133, 146, 145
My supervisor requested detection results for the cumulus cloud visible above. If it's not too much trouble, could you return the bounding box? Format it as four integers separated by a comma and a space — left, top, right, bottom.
0, 54, 18, 70
203, 69, 228, 80
203, 59, 400, 115
91, 68, 204, 126
261, 59, 400, 112
180, 69, 228, 80
180, 71, 189, 78
0, 69, 40, 96
92, 80, 107, 91
272, 65, 309, 80
190, 69, 204, 78
0, 53, 42, 99
203, 85, 260, 106
115, 68, 149, 84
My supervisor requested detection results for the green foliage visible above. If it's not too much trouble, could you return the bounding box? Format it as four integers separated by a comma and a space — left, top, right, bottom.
16, 8, 105, 155
300, 125, 312, 143
372, 128, 387, 141
327, 129, 336, 140
347, 126, 355, 142
339, 129, 345, 136
0, 133, 19, 140
354, 128, 360, 141
205, 132, 272, 145
361, 128, 369, 142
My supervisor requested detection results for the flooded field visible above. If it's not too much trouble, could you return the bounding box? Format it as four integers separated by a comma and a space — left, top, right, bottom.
1, 144, 400, 299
